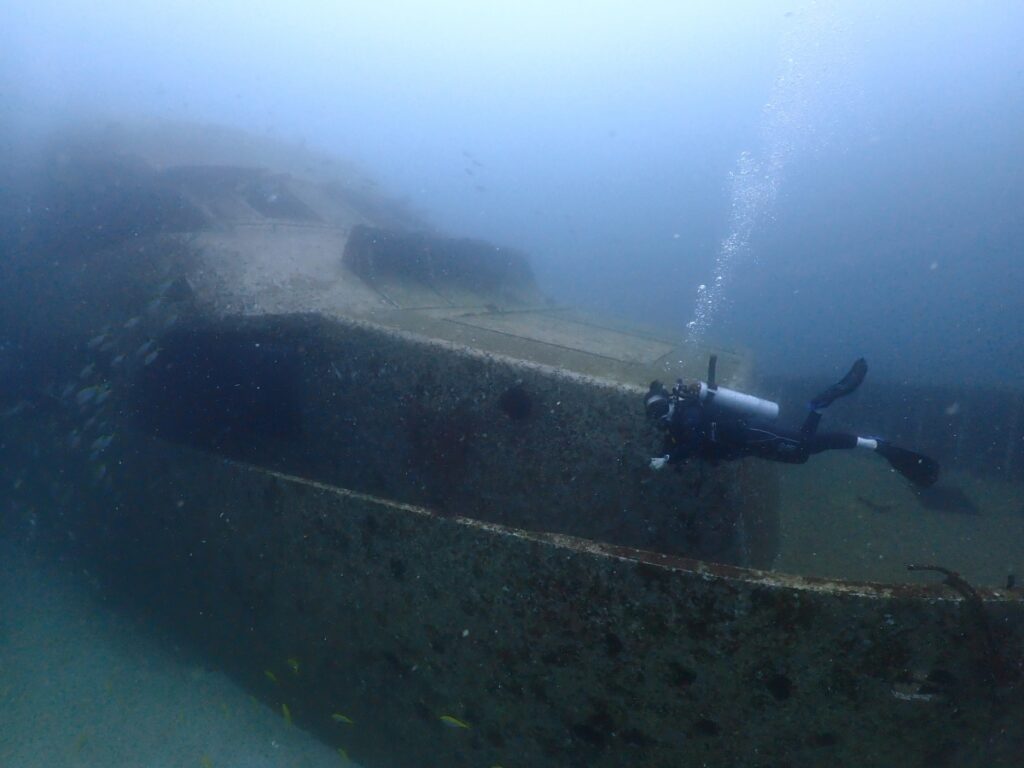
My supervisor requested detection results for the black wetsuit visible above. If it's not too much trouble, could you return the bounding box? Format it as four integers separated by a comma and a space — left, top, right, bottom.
649, 358, 940, 488
656, 358, 868, 467
662, 403, 857, 467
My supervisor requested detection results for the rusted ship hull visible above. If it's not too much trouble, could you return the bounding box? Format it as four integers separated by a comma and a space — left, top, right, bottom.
4, 410, 1022, 768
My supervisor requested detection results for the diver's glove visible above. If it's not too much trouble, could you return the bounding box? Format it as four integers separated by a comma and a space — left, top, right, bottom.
649, 455, 670, 471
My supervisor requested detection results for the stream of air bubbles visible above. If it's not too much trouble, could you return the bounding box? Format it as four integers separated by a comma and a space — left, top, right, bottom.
686, 4, 849, 343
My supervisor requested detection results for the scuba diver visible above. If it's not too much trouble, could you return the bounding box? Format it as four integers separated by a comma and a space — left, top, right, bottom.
645, 356, 939, 488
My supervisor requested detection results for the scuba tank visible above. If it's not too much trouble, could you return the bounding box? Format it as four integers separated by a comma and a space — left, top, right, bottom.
644, 355, 779, 465
645, 355, 779, 423
697, 354, 779, 421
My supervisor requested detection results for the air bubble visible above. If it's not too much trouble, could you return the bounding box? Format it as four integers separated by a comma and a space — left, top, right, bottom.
686, 4, 833, 343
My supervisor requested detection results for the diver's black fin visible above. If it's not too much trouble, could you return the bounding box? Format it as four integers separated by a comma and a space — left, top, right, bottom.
809, 358, 868, 411
876, 441, 940, 488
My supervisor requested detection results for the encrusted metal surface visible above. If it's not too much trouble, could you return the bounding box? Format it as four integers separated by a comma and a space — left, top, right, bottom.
4, 422, 1022, 768
134, 314, 777, 567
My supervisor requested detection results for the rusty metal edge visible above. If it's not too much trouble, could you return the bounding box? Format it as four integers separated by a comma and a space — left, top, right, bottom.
224, 456, 1024, 606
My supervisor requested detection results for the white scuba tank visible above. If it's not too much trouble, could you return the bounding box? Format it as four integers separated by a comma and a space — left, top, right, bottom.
698, 381, 779, 422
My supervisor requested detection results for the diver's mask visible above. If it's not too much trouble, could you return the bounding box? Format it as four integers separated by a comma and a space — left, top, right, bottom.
645, 379, 701, 423
644, 381, 671, 421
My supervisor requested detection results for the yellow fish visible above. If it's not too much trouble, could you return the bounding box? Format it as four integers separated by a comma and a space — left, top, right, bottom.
287, 657, 300, 675
264, 670, 278, 684
337, 747, 350, 762
331, 713, 354, 724
439, 715, 470, 729
282, 702, 292, 726
200, 757, 213, 768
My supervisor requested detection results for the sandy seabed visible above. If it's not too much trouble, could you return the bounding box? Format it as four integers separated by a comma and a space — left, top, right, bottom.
0, 542, 361, 768
774, 450, 1024, 586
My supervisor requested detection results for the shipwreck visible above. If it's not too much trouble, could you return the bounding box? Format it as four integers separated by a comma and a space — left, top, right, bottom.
0, 122, 1021, 767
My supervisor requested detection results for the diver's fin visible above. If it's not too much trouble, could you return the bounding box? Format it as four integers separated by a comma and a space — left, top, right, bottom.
876, 441, 940, 488
809, 358, 868, 411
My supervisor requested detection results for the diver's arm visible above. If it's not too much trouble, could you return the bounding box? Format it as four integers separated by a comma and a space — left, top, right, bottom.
650, 438, 693, 470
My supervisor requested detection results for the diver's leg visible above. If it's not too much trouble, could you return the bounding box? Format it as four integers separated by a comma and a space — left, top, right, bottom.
800, 410, 822, 436
809, 358, 868, 411
810, 433, 940, 487
805, 433, 859, 454
802, 358, 868, 435
737, 426, 809, 464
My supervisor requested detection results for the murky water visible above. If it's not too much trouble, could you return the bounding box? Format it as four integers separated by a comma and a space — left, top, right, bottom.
0, 543, 358, 768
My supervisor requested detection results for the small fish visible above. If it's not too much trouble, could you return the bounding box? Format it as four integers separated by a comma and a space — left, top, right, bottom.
136, 339, 156, 357
123, 316, 140, 329
87, 333, 107, 349
95, 387, 112, 405
337, 747, 350, 762
111, 354, 125, 366
79, 363, 96, 379
200, 757, 213, 768
282, 702, 292, 726
76, 386, 98, 406
144, 350, 160, 366
61, 382, 77, 399
331, 713, 354, 724
439, 715, 470, 729
286, 657, 300, 674
264, 670, 278, 684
